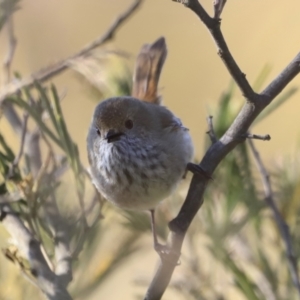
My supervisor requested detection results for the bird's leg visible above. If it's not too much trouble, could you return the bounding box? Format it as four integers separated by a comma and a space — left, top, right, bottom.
149, 209, 181, 264
186, 162, 213, 180
149, 209, 169, 255
149, 209, 161, 250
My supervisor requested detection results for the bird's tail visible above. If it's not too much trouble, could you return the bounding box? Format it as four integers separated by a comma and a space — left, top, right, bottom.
131, 37, 167, 105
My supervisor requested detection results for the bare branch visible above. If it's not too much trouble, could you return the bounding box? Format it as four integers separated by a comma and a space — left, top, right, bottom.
261, 52, 300, 104
213, 0, 227, 19
172, 0, 256, 101
243, 133, 271, 141
1, 14, 22, 135
144, 2, 300, 299
0, 0, 143, 103
248, 139, 300, 295
3, 15, 17, 83
0, 203, 73, 300
206, 115, 217, 143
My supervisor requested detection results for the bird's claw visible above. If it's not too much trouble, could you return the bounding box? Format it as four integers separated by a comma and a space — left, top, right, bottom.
187, 162, 213, 180
154, 243, 180, 265
154, 242, 170, 255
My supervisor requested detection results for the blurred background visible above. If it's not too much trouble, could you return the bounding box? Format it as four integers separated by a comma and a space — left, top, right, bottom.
1, 0, 300, 299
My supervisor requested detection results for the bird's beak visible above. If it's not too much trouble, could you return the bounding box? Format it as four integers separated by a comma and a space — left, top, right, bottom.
105, 129, 124, 143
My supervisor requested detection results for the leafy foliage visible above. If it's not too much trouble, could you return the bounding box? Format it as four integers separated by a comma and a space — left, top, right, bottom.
0, 78, 142, 299
1, 3, 300, 298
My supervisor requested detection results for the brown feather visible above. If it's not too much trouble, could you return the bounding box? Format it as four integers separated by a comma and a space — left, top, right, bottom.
131, 37, 167, 105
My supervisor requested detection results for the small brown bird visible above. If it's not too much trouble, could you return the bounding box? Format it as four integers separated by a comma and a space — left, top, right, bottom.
87, 37, 194, 252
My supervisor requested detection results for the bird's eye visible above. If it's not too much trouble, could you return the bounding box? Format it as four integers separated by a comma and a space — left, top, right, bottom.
96, 128, 101, 136
125, 119, 133, 129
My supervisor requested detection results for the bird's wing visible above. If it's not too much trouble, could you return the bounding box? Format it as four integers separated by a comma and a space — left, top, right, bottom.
157, 106, 188, 133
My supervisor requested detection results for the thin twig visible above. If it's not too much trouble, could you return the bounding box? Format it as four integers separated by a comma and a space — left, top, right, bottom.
206, 115, 217, 143
0, 0, 143, 103
213, 0, 227, 19
3, 15, 17, 84
1, 14, 22, 135
261, 52, 300, 104
243, 133, 271, 141
248, 139, 300, 295
173, 0, 257, 101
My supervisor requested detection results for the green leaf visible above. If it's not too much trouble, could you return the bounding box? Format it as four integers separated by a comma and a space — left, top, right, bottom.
5, 95, 63, 149
49, 84, 85, 198
0, 133, 15, 162
257, 247, 278, 293
50, 84, 75, 161
0, 152, 10, 176
35, 82, 61, 134
210, 247, 262, 300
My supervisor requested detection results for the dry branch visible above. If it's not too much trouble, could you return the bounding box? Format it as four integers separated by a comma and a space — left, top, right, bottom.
213, 0, 227, 19
244, 133, 271, 141
173, 0, 256, 100
3, 15, 17, 84
144, 1, 300, 299
0, 0, 143, 103
206, 115, 217, 143
2, 14, 22, 135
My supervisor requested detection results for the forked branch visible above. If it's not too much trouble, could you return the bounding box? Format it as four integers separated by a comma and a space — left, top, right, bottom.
0, 0, 143, 103
144, 1, 300, 299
